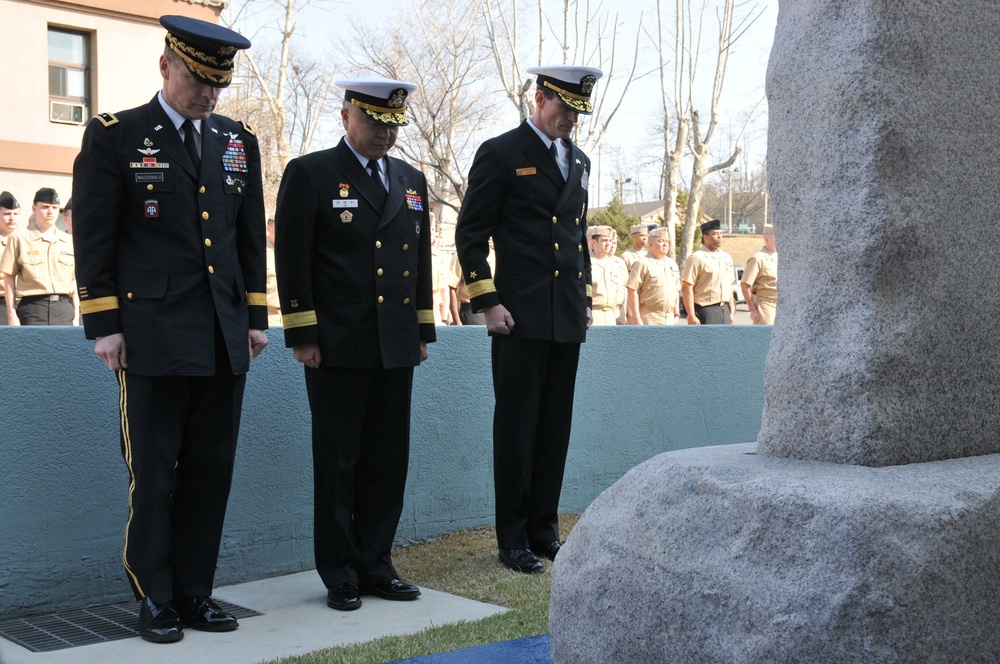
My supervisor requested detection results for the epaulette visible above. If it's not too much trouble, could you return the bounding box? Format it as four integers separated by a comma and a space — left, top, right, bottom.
95, 112, 119, 128
241, 121, 255, 136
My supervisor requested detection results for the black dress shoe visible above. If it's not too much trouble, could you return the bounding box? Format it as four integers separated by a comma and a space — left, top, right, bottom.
498, 548, 544, 574
327, 582, 362, 611
361, 578, 421, 601
138, 597, 183, 643
175, 595, 238, 632
530, 540, 562, 561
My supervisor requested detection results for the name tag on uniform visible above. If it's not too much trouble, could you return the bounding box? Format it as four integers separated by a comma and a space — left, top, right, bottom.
332, 199, 359, 208
516, 167, 537, 176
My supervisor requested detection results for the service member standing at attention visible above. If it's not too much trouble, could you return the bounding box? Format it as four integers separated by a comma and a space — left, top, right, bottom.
71, 16, 267, 644
0, 191, 21, 325
456, 64, 601, 574
1, 188, 77, 326
626, 226, 681, 325
588, 225, 626, 325
681, 219, 735, 325
740, 223, 778, 325
274, 77, 435, 612
620, 224, 648, 272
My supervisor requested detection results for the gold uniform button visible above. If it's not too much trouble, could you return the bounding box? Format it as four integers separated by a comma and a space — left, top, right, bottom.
402, 244, 409, 251
127, 292, 133, 299
201, 211, 209, 220
578, 244, 582, 252
575, 218, 580, 225
403, 271, 410, 277
146, 184, 154, 191
208, 265, 215, 274
403, 298, 410, 304
377, 268, 384, 276
378, 296, 384, 303
199, 186, 206, 194
552, 216, 557, 224
554, 243, 560, 250
554, 270, 560, 277
237, 187, 242, 194
578, 272, 583, 279
375, 241, 382, 248
204, 238, 212, 247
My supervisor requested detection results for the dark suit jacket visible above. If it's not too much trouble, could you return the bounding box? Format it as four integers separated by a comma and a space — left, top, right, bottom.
455, 121, 592, 343
274, 138, 436, 369
72, 94, 267, 376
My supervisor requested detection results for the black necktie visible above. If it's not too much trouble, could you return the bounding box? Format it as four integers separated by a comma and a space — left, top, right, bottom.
368, 159, 387, 208
181, 119, 200, 171
550, 141, 564, 180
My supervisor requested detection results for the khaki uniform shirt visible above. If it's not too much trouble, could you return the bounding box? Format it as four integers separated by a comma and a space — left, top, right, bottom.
449, 249, 495, 304
620, 247, 647, 273
0, 234, 9, 299
266, 242, 282, 326
681, 248, 734, 306
741, 247, 778, 303
590, 253, 628, 323
627, 254, 681, 313
0, 228, 76, 296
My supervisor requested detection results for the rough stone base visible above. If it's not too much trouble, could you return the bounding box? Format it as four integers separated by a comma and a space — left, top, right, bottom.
549, 444, 1000, 663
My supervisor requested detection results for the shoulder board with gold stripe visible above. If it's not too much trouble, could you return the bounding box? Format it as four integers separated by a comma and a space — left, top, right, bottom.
241, 121, 255, 136
95, 112, 119, 128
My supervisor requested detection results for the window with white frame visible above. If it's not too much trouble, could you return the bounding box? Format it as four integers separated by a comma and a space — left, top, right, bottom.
48, 27, 90, 125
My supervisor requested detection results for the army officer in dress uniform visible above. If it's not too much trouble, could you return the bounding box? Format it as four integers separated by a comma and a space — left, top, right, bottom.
274, 77, 436, 612
72, 16, 267, 644
456, 64, 602, 575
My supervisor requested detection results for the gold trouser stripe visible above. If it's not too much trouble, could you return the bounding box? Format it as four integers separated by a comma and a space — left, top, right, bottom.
117, 369, 144, 598
465, 278, 496, 299
80, 296, 119, 315
417, 309, 434, 324
282, 310, 318, 329
246, 292, 267, 306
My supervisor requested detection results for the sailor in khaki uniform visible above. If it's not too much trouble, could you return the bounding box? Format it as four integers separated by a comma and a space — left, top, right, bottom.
620, 224, 648, 273
1, 188, 77, 326
681, 219, 735, 325
626, 226, 680, 325
588, 225, 626, 325
0, 191, 21, 324
741, 223, 777, 325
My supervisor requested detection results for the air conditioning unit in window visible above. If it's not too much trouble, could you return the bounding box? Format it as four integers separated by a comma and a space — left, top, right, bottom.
50, 101, 87, 125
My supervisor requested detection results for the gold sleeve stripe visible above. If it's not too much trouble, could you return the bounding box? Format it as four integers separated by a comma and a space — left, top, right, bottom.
417, 310, 434, 324
246, 292, 267, 306
80, 296, 120, 314
466, 278, 497, 299
282, 310, 317, 329
586, 285, 593, 297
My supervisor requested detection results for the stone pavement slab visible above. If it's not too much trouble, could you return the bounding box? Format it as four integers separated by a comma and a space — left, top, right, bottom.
0, 570, 507, 664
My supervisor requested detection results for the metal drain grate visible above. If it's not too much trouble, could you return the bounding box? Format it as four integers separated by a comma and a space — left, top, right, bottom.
0, 599, 261, 652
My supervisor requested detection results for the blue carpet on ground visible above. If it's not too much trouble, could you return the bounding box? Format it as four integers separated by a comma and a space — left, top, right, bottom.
392, 635, 551, 663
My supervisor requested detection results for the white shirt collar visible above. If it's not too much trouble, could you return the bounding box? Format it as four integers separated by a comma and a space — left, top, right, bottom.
344, 137, 382, 170
157, 91, 201, 134
526, 117, 556, 151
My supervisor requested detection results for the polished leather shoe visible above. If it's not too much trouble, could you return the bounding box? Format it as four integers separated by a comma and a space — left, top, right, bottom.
361, 578, 421, 601
175, 595, 238, 632
327, 583, 362, 611
530, 540, 562, 561
138, 597, 183, 643
498, 548, 544, 574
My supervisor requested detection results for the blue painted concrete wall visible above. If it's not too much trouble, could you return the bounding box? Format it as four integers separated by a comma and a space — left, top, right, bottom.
0, 325, 770, 617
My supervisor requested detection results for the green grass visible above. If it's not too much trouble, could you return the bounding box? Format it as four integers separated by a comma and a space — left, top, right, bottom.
263, 514, 579, 664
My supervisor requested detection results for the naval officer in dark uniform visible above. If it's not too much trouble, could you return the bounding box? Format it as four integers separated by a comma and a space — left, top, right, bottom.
72, 16, 267, 643
455, 64, 602, 574
274, 77, 436, 611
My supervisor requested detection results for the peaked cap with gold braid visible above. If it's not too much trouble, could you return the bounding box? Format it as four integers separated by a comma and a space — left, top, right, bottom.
160, 15, 251, 88
526, 65, 604, 114
336, 77, 419, 126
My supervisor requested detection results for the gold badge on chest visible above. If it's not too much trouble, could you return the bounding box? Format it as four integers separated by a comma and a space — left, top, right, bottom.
339, 182, 350, 198
341, 210, 353, 223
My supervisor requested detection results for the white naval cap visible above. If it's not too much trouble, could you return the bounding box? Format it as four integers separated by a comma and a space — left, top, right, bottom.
525, 64, 604, 114
335, 76, 419, 126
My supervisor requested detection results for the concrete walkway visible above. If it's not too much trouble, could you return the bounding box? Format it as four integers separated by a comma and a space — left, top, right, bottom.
0, 571, 507, 664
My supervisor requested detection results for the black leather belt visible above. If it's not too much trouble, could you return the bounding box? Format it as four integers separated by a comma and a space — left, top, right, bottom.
19, 294, 69, 303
